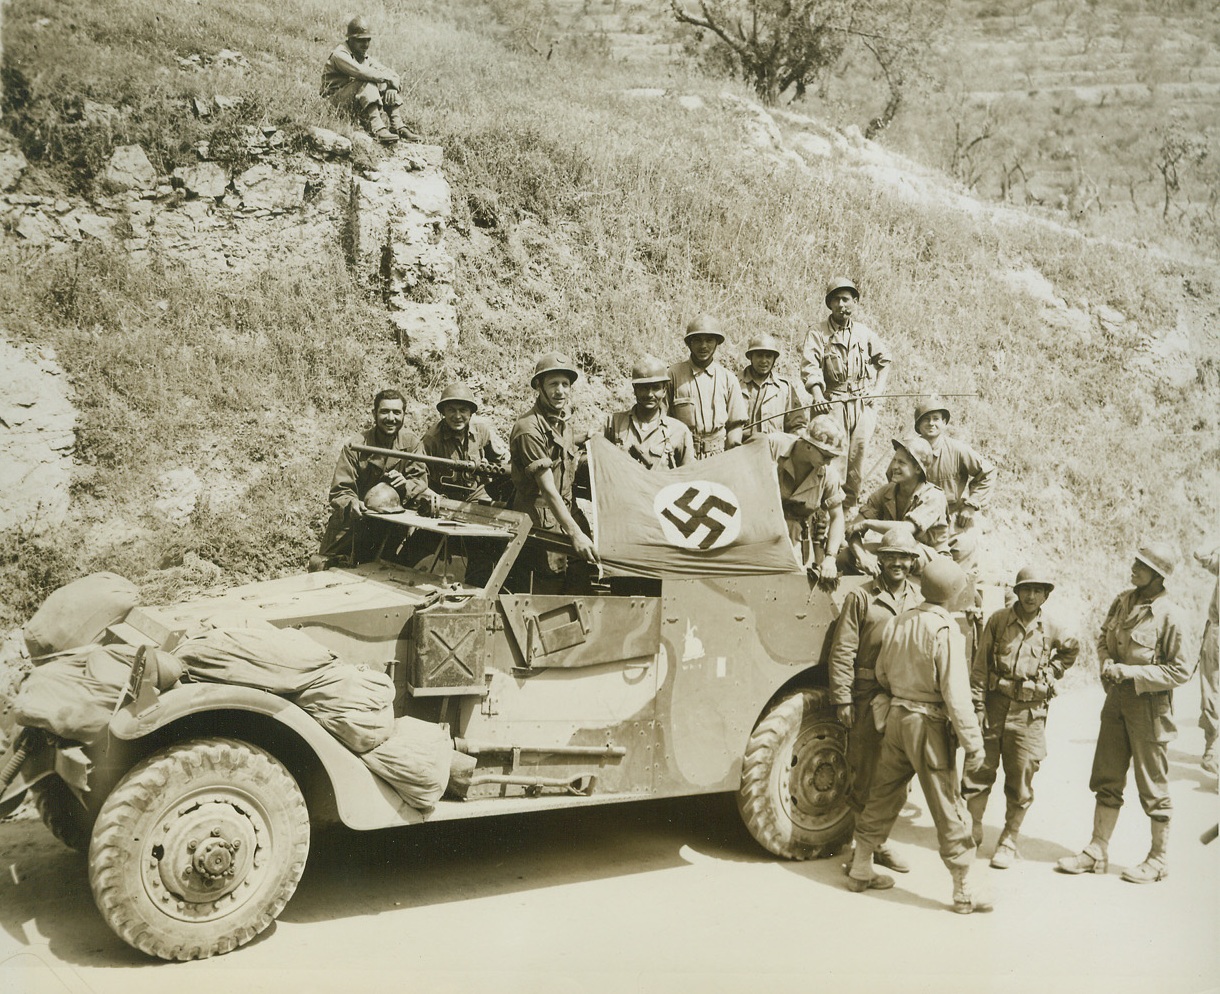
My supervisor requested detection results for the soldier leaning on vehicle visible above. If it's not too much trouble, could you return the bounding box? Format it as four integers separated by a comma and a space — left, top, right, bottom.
604, 357, 693, 469
828, 526, 923, 876
962, 565, 1079, 870
739, 333, 810, 441
1057, 542, 1192, 884
667, 315, 747, 459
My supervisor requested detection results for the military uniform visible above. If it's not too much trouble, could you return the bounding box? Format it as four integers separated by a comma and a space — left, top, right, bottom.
666, 358, 747, 459
507, 401, 580, 591
829, 575, 921, 813
924, 436, 994, 577
962, 603, 1079, 856
852, 602, 983, 870
603, 411, 692, 469
1198, 546, 1219, 773
317, 427, 429, 564
740, 365, 809, 440
764, 432, 844, 558
1090, 587, 1191, 818
799, 316, 890, 505
857, 479, 950, 563
421, 416, 509, 502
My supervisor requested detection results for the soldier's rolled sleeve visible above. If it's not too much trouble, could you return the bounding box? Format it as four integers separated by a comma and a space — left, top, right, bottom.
1131, 609, 1194, 694
1049, 623, 1080, 678
906, 487, 947, 534
961, 445, 996, 510
938, 626, 983, 755
511, 430, 554, 478
828, 591, 866, 705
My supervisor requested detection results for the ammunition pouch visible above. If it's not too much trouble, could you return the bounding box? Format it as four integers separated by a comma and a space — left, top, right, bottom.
989, 672, 1053, 704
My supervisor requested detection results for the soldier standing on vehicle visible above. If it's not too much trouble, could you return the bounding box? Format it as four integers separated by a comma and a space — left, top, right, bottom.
828, 527, 923, 875
759, 417, 847, 580
667, 315, 747, 458
507, 354, 598, 593
312, 389, 440, 570
799, 278, 891, 509
846, 557, 991, 913
913, 398, 995, 593
604, 357, 693, 469
739, 333, 810, 441
1057, 543, 1192, 883
1194, 541, 1218, 777
421, 383, 510, 503
843, 437, 950, 576
962, 566, 1079, 869
319, 16, 422, 145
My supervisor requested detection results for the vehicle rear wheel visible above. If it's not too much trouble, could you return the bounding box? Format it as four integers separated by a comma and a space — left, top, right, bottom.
88, 738, 309, 961
737, 688, 852, 859
32, 775, 94, 853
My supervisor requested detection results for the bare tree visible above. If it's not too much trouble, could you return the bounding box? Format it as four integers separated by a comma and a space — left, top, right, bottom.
1155, 119, 1209, 219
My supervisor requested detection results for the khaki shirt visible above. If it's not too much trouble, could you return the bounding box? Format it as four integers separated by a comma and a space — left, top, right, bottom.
1099, 588, 1191, 695
765, 433, 845, 524
926, 436, 995, 515
971, 605, 1079, 706
859, 480, 949, 555
666, 359, 747, 440
327, 427, 428, 513
740, 366, 809, 439
421, 416, 509, 501
603, 410, 692, 469
508, 402, 578, 527
320, 42, 396, 96
828, 577, 921, 705
799, 316, 890, 397
876, 603, 982, 755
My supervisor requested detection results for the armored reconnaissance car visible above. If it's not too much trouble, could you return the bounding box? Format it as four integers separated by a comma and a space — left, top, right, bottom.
1, 496, 870, 961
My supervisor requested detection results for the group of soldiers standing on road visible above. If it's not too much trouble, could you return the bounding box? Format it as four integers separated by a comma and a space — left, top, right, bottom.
312, 271, 1218, 914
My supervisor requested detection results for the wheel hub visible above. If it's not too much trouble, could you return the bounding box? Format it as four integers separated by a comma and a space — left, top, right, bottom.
782, 722, 848, 831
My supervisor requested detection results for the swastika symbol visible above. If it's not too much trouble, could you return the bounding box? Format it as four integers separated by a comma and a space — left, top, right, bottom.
653, 481, 742, 551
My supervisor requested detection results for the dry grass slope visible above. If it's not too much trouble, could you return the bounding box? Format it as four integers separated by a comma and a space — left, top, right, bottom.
0, 0, 1216, 659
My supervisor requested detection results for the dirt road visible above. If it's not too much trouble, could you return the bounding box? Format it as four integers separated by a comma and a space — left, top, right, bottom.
2, 685, 1216, 994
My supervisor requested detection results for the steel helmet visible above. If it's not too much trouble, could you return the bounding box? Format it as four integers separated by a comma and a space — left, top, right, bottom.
346, 16, 373, 38
1135, 542, 1177, 579
803, 415, 846, 458
745, 333, 781, 356
824, 277, 859, 308
914, 397, 951, 430
364, 482, 403, 513
891, 436, 933, 479
531, 352, 579, 388
630, 355, 670, 385
921, 557, 967, 605
684, 314, 725, 343
1013, 565, 1055, 593
436, 382, 479, 413
877, 527, 920, 557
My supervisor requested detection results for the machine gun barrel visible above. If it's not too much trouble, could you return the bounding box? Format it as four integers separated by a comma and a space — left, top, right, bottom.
743, 392, 980, 433
350, 444, 511, 478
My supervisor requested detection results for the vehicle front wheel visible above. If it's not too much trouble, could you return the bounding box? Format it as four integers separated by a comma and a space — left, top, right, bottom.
737, 688, 852, 859
88, 738, 310, 961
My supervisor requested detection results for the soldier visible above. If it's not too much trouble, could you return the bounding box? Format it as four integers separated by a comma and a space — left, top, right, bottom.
962, 566, 1079, 869
739, 333, 810, 441
843, 436, 950, 576
845, 558, 991, 913
828, 527, 923, 875
913, 398, 995, 590
1057, 543, 1193, 883
421, 383, 510, 503
799, 278, 891, 509
507, 354, 597, 593
1194, 542, 1218, 776
604, 357, 693, 469
667, 315, 747, 458
761, 416, 847, 579
319, 16, 421, 145
313, 389, 439, 569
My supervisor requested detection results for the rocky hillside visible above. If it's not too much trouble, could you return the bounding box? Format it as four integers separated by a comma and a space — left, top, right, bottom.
0, 0, 1216, 655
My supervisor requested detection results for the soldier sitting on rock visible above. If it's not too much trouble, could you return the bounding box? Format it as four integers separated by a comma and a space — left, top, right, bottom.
320, 16, 422, 146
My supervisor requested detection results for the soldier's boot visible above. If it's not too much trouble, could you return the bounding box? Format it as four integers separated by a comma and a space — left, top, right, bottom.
362, 105, 399, 144
1203, 736, 1218, 777
845, 840, 895, 893
873, 842, 910, 873
1121, 818, 1170, 884
1056, 803, 1119, 874
990, 805, 1026, 869
965, 792, 988, 850
947, 851, 993, 914
386, 107, 423, 142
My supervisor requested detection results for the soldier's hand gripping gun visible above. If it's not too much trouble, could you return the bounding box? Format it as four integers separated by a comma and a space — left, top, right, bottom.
351, 444, 513, 503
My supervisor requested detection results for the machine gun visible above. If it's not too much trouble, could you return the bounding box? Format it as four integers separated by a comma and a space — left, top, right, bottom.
742, 391, 980, 434
351, 443, 513, 503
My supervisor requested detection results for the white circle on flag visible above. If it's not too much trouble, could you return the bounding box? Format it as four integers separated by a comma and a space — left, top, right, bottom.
653, 480, 742, 551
